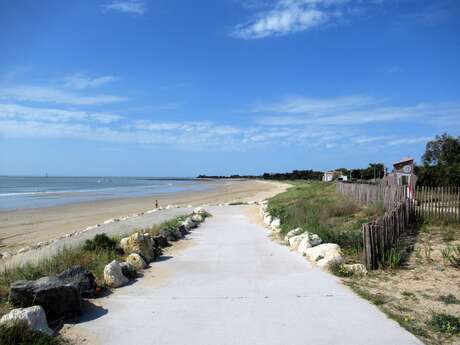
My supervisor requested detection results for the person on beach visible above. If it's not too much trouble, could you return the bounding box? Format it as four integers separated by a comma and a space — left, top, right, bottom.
155, 200, 159, 208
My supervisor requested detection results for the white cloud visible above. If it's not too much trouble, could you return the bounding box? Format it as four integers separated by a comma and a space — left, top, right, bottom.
0, 85, 126, 105
64, 74, 118, 90
0, 103, 123, 124
102, 1, 146, 15
232, 0, 371, 39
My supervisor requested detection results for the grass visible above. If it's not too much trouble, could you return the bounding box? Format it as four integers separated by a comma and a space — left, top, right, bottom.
267, 181, 384, 261
429, 313, 460, 336
0, 321, 72, 345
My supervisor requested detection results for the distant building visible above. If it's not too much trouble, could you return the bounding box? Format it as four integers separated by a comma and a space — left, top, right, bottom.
323, 171, 348, 182
323, 171, 335, 182
383, 156, 417, 198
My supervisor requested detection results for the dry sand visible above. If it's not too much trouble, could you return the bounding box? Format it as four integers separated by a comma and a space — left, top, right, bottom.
0, 179, 288, 252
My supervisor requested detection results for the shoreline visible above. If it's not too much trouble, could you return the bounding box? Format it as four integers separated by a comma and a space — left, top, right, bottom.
0, 179, 288, 253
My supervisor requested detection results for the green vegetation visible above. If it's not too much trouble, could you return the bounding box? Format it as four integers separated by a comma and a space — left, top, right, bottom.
328, 261, 353, 277
429, 313, 460, 336
416, 133, 460, 187
438, 294, 460, 305
0, 321, 71, 345
268, 181, 383, 260
380, 247, 405, 269
447, 245, 460, 268
83, 233, 118, 252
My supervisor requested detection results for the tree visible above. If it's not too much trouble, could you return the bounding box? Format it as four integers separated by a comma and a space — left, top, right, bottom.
418, 133, 460, 186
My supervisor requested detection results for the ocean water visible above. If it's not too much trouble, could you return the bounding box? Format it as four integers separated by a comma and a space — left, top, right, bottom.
0, 176, 209, 211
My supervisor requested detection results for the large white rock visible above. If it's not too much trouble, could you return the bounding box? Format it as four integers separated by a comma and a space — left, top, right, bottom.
182, 218, 196, 230
193, 207, 206, 215
344, 264, 368, 275
263, 213, 272, 226
297, 233, 322, 255
289, 234, 309, 250
270, 218, 281, 232
126, 253, 147, 270
305, 243, 343, 267
0, 306, 53, 335
191, 214, 204, 223
284, 228, 304, 242
104, 260, 129, 288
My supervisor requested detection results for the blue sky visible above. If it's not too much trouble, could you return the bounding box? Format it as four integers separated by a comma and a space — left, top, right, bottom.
0, 0, 459, 176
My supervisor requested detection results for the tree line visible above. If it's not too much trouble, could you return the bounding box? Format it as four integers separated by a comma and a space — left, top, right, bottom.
198, 133, 460, 186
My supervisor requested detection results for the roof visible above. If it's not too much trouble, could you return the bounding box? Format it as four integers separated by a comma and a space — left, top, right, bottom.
393, 157, 414, 166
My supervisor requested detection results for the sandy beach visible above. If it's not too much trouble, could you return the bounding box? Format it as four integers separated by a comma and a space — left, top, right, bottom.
0, 179, 287, 253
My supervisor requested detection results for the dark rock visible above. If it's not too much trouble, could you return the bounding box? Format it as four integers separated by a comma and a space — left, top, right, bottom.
172, 227, 184, 239
160, 229, 178, 242
120, 262, 138, 279
153, 236, 170, 248
57, 266, 97, 298
9, 276, 81, 322
178, 225, 188, 236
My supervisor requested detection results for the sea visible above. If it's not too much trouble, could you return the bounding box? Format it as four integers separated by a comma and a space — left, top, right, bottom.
0, 176, 210, 211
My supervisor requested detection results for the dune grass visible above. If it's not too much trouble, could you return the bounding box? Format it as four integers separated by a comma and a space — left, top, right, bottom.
0, 321, 72, 345
267, 181, 383, 260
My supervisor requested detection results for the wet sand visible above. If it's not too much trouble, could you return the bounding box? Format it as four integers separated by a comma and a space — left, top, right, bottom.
0, 179, 287, 252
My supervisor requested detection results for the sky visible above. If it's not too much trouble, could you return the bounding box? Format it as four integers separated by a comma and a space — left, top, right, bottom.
0, 0, 459, 177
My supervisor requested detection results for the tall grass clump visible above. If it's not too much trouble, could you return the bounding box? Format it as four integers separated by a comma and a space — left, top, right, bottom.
0, 321, 72, 345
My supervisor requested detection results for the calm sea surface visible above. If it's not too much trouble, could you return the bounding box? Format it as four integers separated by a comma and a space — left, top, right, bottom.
0, 176, 209, 211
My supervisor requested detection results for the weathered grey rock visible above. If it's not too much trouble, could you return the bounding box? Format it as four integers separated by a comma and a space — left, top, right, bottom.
0, 306, 53, 335
178, 224, 188, 236
270, 218, 281, 232
297, 233, 322, 255
191, 214, 204, 223
288, 234, 309, 250
263, 213, 272, 226
153, 235, 169, 248
57, 266, 97, 298
193, 207, 206, 215
126, 253, 147, 270
119, 232, 155, 262
103, 260, 128, 288
182, 218, 196, 230
305, 243, 343, 267
120, 262, 138, 279
284, 228, 304, 242
9, 277, 81, 321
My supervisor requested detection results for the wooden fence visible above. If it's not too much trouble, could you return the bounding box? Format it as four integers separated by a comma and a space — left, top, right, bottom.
336, 182, 404, 211
336, 182, 459, 269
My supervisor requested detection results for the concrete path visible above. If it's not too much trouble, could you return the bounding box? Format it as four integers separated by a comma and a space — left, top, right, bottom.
72, 206, 423, 345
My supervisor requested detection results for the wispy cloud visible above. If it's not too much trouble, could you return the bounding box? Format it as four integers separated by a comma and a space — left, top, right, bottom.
102, 1, 146, 15
231, 0, 382, 39
0, 103, 123, 124
64, 74, 118, 90
0, 85, 126, 105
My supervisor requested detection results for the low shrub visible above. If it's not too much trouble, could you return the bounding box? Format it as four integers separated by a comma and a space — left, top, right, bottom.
83, 234, 117, 252
448, 245, 460, 268
429, 313, 460, 335
380, 247, 404, 269
0, 321, 72, 345
438, 294, 460, 305
328, 261, 353, 277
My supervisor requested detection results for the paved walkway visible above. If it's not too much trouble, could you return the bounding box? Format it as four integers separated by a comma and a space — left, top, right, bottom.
73, 206, 422, 345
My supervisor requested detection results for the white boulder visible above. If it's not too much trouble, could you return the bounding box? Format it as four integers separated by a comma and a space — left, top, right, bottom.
305, 243, 343, 267
297, 233, 322, 254
193, 207, 206, 215
104, 260, 128, 288
126, 253, 147, 270
263, 213, 272, 226
0, 306, 53, 335
182, 218, 196, 230
191, 214, 204, 223
344, 264, 368, 275
270, 218, 281, 232
284, 228, 304, 241
288, 234, 308, 250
